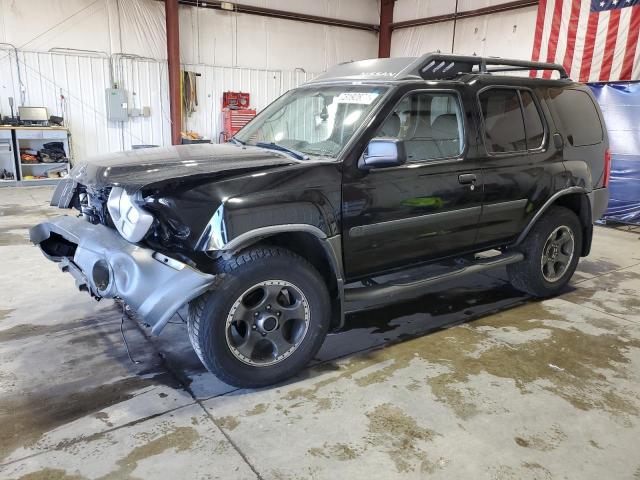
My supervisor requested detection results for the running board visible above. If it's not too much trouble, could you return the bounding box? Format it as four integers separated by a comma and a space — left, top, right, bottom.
344, 251, 524, 311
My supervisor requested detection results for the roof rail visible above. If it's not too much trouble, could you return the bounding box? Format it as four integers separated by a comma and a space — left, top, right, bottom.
406, 53, 570, 80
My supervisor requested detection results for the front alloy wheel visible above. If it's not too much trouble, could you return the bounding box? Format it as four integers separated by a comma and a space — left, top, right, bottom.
226, 280, 310, 366
187, 246, 330, 388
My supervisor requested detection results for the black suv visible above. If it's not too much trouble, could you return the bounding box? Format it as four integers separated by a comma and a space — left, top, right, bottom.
31, 54, 610, 387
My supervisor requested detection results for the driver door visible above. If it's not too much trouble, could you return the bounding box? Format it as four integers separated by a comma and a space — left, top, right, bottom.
341, 87, 484, 279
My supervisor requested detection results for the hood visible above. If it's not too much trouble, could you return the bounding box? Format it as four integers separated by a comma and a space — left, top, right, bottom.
70, 143, 297, 192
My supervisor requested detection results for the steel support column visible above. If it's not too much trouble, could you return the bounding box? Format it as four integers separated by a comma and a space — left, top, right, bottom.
165, 0, 181, 145
378, 0, 394, 58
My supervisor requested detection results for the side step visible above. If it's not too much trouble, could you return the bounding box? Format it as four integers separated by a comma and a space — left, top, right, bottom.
344, 251, 524, 311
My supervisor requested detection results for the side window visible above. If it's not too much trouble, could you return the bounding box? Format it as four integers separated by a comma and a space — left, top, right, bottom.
520, 91, 545, 150
376, 91, 464, 162
479, 89, 527, 153
547, 88, 603, 146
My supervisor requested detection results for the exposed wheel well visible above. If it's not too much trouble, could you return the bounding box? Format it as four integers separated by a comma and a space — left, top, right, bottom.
546, 192, 593, 256
235, 231, 343, 330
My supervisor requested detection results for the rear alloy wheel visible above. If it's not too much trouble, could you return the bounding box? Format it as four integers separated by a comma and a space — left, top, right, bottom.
540, 225, 575, 283
188, 246, 330, 388
507, 206, 582, 297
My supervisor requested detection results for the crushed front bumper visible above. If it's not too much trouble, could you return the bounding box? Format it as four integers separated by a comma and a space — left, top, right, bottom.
29, 215, 216, 334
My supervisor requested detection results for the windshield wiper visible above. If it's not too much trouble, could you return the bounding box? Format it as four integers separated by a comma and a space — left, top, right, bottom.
255, 142, 309, 160
229, 137, 245, 146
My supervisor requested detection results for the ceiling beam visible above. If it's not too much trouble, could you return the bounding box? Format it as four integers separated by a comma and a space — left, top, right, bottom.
391, 0, 538, 30
177, 1, 378, 32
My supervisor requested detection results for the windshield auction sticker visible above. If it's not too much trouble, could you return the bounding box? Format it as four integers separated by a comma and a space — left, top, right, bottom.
335, 92, 379, 105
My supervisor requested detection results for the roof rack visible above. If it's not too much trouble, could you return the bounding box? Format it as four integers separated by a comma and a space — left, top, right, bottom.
410, 53, 569, 80
305, 53, 570, 85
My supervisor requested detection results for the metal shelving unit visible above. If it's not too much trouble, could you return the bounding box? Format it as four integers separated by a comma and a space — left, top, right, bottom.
0, 130, 17, 187
5, 127, 72, 186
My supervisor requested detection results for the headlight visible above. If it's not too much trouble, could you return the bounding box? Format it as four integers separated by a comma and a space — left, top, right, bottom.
107, 187, 154, 243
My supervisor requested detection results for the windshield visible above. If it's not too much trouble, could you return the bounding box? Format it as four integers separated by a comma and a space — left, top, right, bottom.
234, 85, 388, 158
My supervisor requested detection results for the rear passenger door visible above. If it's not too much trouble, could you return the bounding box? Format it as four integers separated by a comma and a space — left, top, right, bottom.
475, 86, 561, 247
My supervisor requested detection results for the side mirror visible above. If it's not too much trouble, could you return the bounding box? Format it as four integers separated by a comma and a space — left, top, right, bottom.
359, 138, 407, 170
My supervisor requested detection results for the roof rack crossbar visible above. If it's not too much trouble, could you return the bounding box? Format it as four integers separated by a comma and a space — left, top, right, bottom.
414, 53, 569, 80
485, 67, 540, 73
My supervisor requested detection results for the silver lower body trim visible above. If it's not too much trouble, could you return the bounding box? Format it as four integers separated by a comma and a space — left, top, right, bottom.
30, 215, 215, 334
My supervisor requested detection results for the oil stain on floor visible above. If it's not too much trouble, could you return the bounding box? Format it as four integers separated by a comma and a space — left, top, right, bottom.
0, 376, 151, 460
264, 299, 640, 423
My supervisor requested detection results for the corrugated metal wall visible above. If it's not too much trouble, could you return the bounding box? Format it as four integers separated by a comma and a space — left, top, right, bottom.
0, 48, 316, 162
181, 65, 315, 143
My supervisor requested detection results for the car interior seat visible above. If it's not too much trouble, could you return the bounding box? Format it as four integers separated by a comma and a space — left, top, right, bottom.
378, 112, 401, 137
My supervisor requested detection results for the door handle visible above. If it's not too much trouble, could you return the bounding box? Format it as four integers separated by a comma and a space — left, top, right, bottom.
458, 173, 477, 185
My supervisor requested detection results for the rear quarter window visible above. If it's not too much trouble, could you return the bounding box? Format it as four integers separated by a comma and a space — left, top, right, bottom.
547, 88, 604, 147
520, 91, 545, 150
479, 89, 527, 153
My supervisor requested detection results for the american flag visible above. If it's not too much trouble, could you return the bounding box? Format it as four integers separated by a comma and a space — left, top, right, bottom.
530, 0, 640, 81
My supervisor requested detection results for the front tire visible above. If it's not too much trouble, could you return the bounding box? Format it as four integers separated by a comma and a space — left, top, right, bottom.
507, 206, 582, 297
188, 246, 330, 388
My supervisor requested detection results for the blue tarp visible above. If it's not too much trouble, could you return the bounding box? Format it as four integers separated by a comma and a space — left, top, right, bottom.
589, 82, 640, 225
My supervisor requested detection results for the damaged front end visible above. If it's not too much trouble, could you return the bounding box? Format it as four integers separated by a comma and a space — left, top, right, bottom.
30, 206, 215, 335
31, 144, 295, 334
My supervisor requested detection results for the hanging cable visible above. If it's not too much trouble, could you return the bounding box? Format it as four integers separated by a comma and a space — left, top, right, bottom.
451, 0, 459, 54
120, 303, 141, 365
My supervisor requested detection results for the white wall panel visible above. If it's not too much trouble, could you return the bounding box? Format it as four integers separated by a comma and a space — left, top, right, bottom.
0, 0, 111, 52
180, 7, 234, 66
390, 5, 538, 61
393, 0, 454, 23
391, 22, 455, 57
452, 6, 537, 58
118, 58, 172, 150
117, 0, 168, 60
0, 0, 377, 72
179, 7, 377, 71
0, 46, 20, 116
457, 0, 529, 11
394, 0, 532, 22
233, 0, 379, 24
13, 51, 113, 160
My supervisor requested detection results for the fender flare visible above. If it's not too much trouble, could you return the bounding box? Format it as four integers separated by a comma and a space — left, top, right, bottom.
218, 224, 346, 330
514, 186, 592, 248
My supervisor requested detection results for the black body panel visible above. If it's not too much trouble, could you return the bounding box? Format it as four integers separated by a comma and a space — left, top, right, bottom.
62, 66, 608, 286
69, 143, 297, 193
341, 83, 485, 278
165, 162, 343, 252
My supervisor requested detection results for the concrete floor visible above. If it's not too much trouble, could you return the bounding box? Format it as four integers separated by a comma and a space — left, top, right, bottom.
1, 186, 640, 480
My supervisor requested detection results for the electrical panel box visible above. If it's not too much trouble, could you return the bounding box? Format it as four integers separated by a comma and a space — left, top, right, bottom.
106, 88, 128, 122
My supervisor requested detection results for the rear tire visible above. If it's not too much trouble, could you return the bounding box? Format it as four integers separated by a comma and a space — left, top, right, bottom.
187, 246, 330, 388
507, 206, 582, 297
